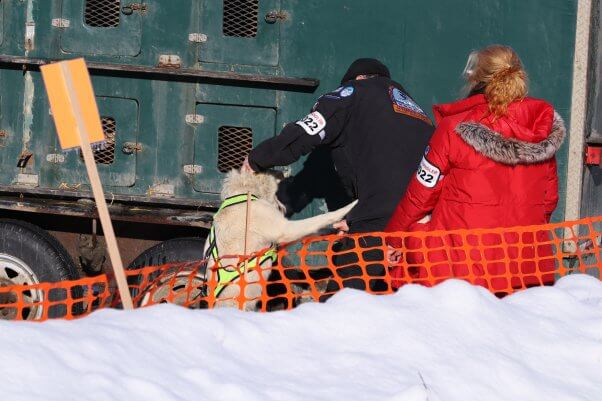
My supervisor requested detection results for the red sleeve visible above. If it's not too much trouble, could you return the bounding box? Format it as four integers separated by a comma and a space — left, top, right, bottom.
385, 119, 453, 233
544, 158, 559, 222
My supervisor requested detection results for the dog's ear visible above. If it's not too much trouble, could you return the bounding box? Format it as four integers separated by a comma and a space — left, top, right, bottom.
251, 173, 275, 202
258, 170, 284, 204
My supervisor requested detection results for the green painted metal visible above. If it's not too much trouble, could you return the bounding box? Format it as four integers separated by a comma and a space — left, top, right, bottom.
193, 103, 276, 194
0, 1, 4, 47
0, 0, 578, 223
46, 96, 139, 189
0, 68, 23, 177
60, 0, 143, 57
199, 0, 281, 66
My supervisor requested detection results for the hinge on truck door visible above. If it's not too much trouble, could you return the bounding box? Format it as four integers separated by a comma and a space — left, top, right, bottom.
183, 165, 203, 175
51, 18, 70, 28
188, 33, 208, 43
46, 154, 65, 164
158, 55, 181, 69
185, 114, 205, 124
121, 3, 148, 16
25, 22, 36, 51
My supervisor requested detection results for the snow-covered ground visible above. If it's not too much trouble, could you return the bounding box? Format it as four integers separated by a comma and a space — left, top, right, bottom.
1, 275, 601, 401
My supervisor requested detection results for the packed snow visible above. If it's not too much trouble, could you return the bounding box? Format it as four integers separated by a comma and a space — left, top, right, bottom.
1, 275, 601, 401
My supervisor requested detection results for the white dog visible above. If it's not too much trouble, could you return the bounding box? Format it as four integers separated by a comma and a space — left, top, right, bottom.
203, 169, 357, 310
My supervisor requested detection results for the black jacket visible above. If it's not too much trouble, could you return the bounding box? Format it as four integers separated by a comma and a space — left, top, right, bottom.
249, 77, 434, 229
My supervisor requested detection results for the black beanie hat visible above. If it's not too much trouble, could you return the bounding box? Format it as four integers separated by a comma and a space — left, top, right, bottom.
340, 58, 391, 84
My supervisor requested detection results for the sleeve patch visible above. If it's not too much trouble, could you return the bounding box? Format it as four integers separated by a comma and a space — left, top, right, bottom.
390, 86, 433, 125
296, 111, 327, 136
339, 86, 355, 97
416, 156, 441, 188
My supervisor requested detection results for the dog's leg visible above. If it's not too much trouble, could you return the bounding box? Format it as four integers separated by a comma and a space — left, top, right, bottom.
272, 200, 358, 243
213, 267, 269, 312
242, 269, 264, 311
214, 284, 240, 309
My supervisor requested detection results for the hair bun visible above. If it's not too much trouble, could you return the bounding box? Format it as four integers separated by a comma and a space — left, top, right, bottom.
493, 65, 522, 81
464, 45, 528, 117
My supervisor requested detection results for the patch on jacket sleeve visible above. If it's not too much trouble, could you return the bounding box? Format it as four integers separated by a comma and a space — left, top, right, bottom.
339, 86, 355, 97
389, 86, 432, 125
296, 111, 327, 136
416, 156, 441, 188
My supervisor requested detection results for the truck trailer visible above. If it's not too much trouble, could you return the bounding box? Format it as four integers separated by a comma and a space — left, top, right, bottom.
0, 0, 598, 319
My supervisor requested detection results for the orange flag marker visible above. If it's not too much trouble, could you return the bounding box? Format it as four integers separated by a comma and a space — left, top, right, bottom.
41, 58, 134, 310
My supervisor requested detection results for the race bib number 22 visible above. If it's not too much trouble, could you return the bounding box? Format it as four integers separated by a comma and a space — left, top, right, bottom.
417, 156, 441, 188
296, 111, 326, 136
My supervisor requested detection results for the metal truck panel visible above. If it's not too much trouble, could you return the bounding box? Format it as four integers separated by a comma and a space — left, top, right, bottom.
59, 0, 143, 57
192, 103, 276, 194
0, 0, 580, 223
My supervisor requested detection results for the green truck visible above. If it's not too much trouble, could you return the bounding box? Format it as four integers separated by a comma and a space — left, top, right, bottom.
0, 0, 598, 319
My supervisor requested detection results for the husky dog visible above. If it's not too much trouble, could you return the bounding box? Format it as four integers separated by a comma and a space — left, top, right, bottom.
203, 169, 357, 311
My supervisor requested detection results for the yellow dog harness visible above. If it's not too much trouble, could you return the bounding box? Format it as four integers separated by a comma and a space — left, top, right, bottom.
205, 194, 278, 297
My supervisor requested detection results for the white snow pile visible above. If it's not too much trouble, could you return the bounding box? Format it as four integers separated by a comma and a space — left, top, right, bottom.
1, 275, 602, 401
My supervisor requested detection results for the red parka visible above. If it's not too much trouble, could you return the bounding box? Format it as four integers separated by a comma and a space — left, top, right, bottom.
385, 94, 566, 292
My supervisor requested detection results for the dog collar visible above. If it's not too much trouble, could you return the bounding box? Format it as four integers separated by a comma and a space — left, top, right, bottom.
205, 193, 278, 298
216, 194, 259, 214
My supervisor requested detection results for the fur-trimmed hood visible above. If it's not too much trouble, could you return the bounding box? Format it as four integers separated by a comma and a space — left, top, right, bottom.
454, 111, 566, 165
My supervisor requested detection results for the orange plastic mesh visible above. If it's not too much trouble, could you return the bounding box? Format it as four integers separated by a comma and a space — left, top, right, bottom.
1, 217, 600, 321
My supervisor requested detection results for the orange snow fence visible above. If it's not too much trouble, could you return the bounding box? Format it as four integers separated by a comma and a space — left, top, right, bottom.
1, 217, 601, 321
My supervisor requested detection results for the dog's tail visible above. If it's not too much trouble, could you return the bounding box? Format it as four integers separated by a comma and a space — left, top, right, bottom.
277, 200, 359, 243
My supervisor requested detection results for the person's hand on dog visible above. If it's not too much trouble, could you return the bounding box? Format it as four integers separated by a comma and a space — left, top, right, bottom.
241, 156, 255, 174
333, 220, 349, 235
387, 245, 402, 265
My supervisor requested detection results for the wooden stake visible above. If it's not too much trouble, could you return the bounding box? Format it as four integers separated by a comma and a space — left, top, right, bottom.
60, 63, 134, 310
243, 192, 251, 279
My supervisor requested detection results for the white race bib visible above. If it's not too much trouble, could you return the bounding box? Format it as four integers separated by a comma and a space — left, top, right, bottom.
296, 111, 327, 136
416, 156, 441, 188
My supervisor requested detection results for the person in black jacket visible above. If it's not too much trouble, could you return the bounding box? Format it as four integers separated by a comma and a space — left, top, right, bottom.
243, 58, 434, 295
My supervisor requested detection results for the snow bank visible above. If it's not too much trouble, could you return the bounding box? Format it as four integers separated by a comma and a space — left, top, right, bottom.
1, 275, 601, 401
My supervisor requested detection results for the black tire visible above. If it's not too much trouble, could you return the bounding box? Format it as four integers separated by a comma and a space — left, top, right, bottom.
0, 219, 82, 320
128, 237, 208, 269
126, 237, 208, 306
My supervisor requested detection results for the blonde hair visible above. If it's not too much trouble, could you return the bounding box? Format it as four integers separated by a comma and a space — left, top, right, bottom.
465, 45, 528, 117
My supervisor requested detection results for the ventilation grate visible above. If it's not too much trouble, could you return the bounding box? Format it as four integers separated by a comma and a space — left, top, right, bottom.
223, 0, 259, 38
218, 126, 253, 173
85, 0, 121, 28
80, 117, 117, 165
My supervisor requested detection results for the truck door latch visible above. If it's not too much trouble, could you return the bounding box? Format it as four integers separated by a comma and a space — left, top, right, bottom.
122, 3, 148, 16
265, 11, 287, 24
122, 142, 142, 155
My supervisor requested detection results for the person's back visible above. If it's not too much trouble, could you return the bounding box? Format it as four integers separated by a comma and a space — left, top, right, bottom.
386, 45, 565, 292
386, 45, 564, 234
247, 58, 434, 233
425, 94, 562, 231
246, 58, 434, 297
329, 76, 434, 230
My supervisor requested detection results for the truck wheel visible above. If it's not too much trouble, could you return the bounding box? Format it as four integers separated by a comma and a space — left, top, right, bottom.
127, 237, 208, 307
128, 237, 207, 269
0, 219, 81, 320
